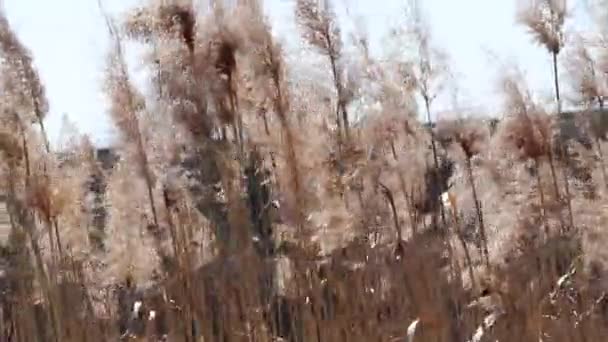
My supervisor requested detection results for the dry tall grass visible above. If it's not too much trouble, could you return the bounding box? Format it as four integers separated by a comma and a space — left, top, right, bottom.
0, 1, 607, 341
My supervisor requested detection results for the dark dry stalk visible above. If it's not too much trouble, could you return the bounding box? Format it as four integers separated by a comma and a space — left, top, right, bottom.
52, 218, 63, 259
165, 200, 202, 338
4, 192, 27, 341
268, 57, 304, 233
46, 221, 56, 262
72, 256, 95, 321
547, 152, 567, 231
424, 96, 446, 227
224, 59, 244, 159
101, 4, 160, 229
424, 96, 438, 168
5, 167, 62, 342
398, 172, 417, 236
390, 139, 397, 160
597, 99, 608, 189
163, 189, 180, 261
595, 137, 608, 189
154, 42, 163, 100
179, 234, 200, 342
237, 113, 245, 155
40, 184, 62, 262
398, 125, 419, 235
534, 157, 550, 235
6, 121, 61, 336
342, 184, 351, 211
452, 210, 477, 292
16, 120, 30, 180
465, 156, 489, 268
32, 99, 50, 153
261, 109, 271, 136
553, 51, 562, 114
417, 184, 428, 231
326, 34, 348, 140
33, 79, 56, 261
133, 116, 160, 231
559, 145, 575, 231
356, 183, 365, 212
143, 161, 160, 228
551, 49, 575, 231
379, 182, 401, 242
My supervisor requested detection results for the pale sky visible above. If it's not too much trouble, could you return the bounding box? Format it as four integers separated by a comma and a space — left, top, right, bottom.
1, 0, 596, 147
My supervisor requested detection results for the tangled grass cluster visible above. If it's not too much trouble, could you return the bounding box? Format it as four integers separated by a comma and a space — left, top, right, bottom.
0, 0, 608, 341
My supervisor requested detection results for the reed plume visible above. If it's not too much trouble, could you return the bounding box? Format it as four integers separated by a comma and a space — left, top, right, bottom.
518, 0, 576, 230
0, 8, 50, 152
565, 37, 605, 108
103, 14, 160, 230
391, 0, 451, 228
518, 0, 567, 55
500, 70, 556, 234
296, 0, 351, 139
437, 118, 490, 268
248, 5, 307, 232
565, 38, 608, 188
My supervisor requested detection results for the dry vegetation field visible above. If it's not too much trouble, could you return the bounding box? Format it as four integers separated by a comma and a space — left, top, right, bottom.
2, 0, 608, 341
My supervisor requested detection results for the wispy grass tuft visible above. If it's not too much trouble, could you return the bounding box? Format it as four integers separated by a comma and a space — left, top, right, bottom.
0, 1, 606, 341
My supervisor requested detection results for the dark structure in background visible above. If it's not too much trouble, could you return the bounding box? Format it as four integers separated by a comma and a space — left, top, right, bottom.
425, 108, 608, 144
95, 147, 120, 170
87, 147, 119, 250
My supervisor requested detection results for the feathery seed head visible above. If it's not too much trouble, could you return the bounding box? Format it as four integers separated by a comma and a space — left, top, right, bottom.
500, 71, 553, 160
518, 0, 567, 54
0, 9, 48, 121
437, 118, 488, 159
296, 0, 342, 58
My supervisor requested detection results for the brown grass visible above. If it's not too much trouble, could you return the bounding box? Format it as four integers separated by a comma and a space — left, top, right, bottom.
0, 1, 606, 341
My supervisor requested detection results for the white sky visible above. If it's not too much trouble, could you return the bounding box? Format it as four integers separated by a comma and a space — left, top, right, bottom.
1, 0, 597, 146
